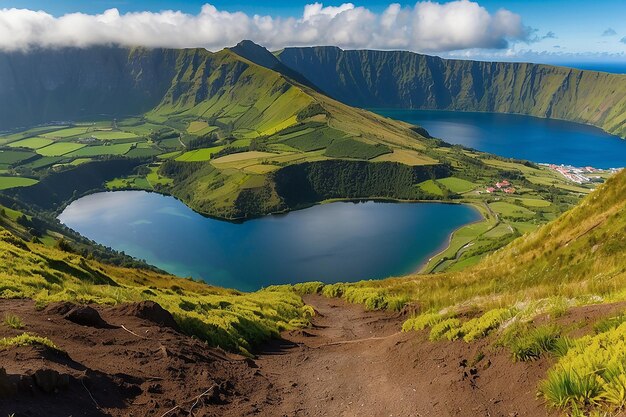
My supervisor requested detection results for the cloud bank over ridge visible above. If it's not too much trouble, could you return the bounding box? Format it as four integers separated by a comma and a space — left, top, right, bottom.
0, 1, 531, 53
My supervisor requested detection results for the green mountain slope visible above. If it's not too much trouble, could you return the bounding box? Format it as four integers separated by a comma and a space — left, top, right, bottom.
277, 47, 626, 138
0, 43, 602, 267
0, 47, 180, 130
294, 167, 626, 415
310, 167, 626, 311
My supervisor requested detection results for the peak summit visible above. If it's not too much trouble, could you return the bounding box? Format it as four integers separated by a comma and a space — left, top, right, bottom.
229, 40, 280, 70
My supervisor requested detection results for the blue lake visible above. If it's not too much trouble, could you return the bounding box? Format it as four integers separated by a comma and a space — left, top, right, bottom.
58, 191, 480, 291
375, 109, 626, 169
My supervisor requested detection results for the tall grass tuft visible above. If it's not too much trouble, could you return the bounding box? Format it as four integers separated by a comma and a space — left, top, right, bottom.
506, 324, 564, 361
3, 313, 24, 329
540, 322, 626, 414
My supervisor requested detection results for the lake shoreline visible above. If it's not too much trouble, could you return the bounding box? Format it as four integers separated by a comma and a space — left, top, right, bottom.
58, 190, 480, 291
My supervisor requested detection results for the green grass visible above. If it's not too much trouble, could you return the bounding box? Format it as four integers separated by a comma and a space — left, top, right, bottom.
36, 142, 86, 156
502, 323, 570, 362
280, 126, 343, 152
69, 158, 93, 166
438, 177, 476, 193
40, 127, 89, 138
22, 156, 64, 170
0, 176, 38, 190
125, 146, 162, 158
0, 150, 36, 165
489, 201, 535, 219
516, 197, 552, 208
7, 137, 54, 149
146, 166, 173, 186
157, 151, 181, 160
0, 333, 59, 351
540, 323, 626, 413
460, 308, 514, 342
3, 313, 24, 329
89, 131, 139, 140
418, 180, 444, 196
175, 146, 225, 162
0, 228, 311, 355
402, 312, 445, 332
324, 138, 391, 160
0, 126, 68, 144
429, 318, 462, 341
67, 143, 135, 157
594, 313, 626, 334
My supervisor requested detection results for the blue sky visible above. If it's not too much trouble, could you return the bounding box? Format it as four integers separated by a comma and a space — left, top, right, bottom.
0, 0, 624, 63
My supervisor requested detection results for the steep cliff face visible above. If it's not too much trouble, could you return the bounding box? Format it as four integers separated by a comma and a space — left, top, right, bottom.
276, 47, 626, 137
1, 44, 624, 138
0, 47, 181, 129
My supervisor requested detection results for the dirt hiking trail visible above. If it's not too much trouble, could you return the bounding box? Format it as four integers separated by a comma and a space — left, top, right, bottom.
251, 295, 551, 417
8, 295, 616, 415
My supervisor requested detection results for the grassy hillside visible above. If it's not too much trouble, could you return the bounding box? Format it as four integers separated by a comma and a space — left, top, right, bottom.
284, 168, 626, 415
0, 42, 614, 270
277, 47, 626, 138
0, 219, 311, 355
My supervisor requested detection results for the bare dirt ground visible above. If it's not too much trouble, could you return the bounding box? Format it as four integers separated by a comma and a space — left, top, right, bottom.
252, 295, 551, 417
2, 295, 623, 416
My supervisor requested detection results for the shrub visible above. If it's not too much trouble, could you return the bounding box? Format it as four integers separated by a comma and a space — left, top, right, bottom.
0, 333, 59, 351
541, 368, 603, 410
429, 318, 462, 341
291, 282, 324, 295
508, 324, 563, 361
402, 312, 444, 332
540, 322, 626, 414
322, 283, 345, 298
3, 313, 24, 329
461, 308, 513, 342
385, 295, 410, 312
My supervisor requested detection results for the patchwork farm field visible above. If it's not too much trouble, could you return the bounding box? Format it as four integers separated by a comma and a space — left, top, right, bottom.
0, 176, 38, 190
68, 143, 135, 157
7, 137, 54, 149
0, 149, 36, 164
89, 131, 139, 140
0, 107, 610, 273
40, 126, 90, 138
175, 146, 225, 162
37, 142, 86, 156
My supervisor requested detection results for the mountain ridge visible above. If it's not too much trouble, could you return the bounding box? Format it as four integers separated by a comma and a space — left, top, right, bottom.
276, 45, 626, 138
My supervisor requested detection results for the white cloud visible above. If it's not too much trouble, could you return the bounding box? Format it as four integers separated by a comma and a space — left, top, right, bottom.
441, 47, 626, 64
0, 1, 531, 53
